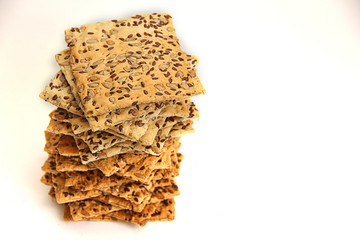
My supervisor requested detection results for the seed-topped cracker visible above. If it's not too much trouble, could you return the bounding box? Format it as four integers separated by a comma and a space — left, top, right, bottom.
55, 49, 85, 112
64, 198, 175, 226
86, 98, 199, 131
55, 154, 97, 172
49, 108, 90, 134
39, 71, 83, 115
110, 198, 175, 226
64, 13, 205, 116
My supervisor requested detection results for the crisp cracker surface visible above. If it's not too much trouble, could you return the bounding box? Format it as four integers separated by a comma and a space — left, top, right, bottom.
65, 13, 205, 116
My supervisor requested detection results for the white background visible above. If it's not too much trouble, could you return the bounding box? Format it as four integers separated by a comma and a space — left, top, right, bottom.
0, 0, 360, 239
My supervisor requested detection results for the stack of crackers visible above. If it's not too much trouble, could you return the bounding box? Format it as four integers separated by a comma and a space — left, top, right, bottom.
39, 13, 205, 226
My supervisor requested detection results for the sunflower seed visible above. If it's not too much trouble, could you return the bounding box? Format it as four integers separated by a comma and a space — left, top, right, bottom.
106, 40, 115, 45
123, 67, 132, 72
102, 82, 112, 89
108, 54, 117, 59
189, 69, 196, 77
89, 76, 99, 81
86, 39, 98, 44
132, 85, 142, 90
78, 84, 85, 93
166, 83, 177, 89
159, 64, 168, 71
105, 62, 119, 67
130, 72, 142, 77
88, 83, 99, 88
99, 70, 110, 75
58, 61, 70, 66
132, 53, 142, 59
154, 84, 165, 91
181, 82, 189, 90
142, 65, 149, 72
116, 54, 125, 60
87, 89, 95, 98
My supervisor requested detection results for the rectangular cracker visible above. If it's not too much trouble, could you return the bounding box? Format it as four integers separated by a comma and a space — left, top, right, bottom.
74, 128, 129, 154
93, 137, 177, 176
48, 187, 56, 199
152, 151, 183, 181
92, 195, 145, 212
68, 199, 127, 221
47, 118, 130, 153
110, 198, 175, 226
64, 13, 205, 116
92, 151, 165, 178
64, 170, 134, 191
72, 123, 181, 163
42, 153, 95, 173
40, 172, 53, 186
56, 186, 103, 204
169, 119, 194, 137
57, 134, 80, 156
91, 180, 178, 212
55, 154, 97, 172
46, 119, 73, 135
49, 172, 103, 203
55, 49, 85, 112
48, 108, 90, 134
87, 98, 198, 131
48, 172, 131, 204
41, 155, 57, 173
54, 47, 200, 131
44, 132, 79, 157
49, 107, 151, 144
115, 150, 181, 184
68, 189, 178, 222
46, 164, 151, 203
99, 177, 180, 205
46, 123, 155, 161
45, 169, 178, 205
44, 131, 61, 154
87, 101, 169, 131
64, 198, 175, 226
63, 170, 180, 204
67, 198, 175, 226
39, 71, 83, 115
74, 137, 132, 163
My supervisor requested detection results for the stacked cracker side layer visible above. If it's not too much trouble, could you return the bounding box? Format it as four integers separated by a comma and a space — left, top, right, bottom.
39, 13, 205, 227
